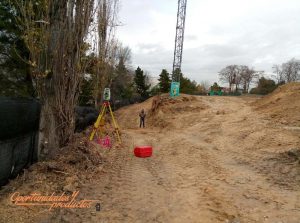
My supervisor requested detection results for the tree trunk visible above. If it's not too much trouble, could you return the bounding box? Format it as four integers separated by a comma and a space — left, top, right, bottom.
38, 98, 58, 159
38, 0, 93, 157
15, 0, 94, 158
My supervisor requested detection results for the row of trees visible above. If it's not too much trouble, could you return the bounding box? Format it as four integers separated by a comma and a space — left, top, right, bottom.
0, 0, 97, 151
81, 66, 206, 106
155, 69, 207, 95
0, 0, 145, 156
218, 58, 300, 94
218, 65, 259, 93
1, 0, 176, 153
157, 58, 300, 96
272, 58, 300, 84
79, 45, 136, 107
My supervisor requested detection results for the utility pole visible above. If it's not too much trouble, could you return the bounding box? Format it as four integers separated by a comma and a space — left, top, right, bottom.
172, 0, 187, 83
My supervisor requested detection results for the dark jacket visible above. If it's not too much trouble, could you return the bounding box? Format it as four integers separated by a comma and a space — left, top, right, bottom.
139, 111, 146, 119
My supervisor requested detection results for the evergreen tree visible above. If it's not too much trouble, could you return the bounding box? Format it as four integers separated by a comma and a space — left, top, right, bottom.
111, 56, 134, 101
168, 68, 198, 94
173, 68, 181, 83
158, 69, 171, 92
78, 75, 94, 106
134, 66, 150, 99
250, 77, 277, 95
210, 82, 221, 92
0, 0, 33, 96
179, 72, 197, 94
149, 84, 160, 96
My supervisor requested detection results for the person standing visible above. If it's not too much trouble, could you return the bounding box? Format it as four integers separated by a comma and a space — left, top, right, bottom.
139, 109, 146, 128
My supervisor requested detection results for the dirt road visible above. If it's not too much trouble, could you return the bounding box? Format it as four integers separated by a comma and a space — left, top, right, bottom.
76, 95, 299, 223
1, 95, 299, 223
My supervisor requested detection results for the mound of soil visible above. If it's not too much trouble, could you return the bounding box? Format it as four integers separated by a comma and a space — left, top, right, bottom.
116, 94, 207, 130
253, 82, 300, 126
148, 94, 202, 129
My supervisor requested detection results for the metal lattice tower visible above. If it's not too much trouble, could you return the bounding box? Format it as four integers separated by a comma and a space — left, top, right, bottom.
172, 0, 187, 82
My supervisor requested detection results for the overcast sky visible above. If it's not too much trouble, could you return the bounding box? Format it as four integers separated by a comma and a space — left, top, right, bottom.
117, 0, 300, 85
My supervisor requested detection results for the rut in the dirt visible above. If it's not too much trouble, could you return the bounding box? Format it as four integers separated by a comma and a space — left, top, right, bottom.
86, 95, 300, 223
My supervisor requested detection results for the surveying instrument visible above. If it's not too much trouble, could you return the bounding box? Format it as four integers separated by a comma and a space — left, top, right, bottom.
89, 88, 121, 143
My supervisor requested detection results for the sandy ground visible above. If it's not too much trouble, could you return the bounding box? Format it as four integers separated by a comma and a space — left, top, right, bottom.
94, 95, 299, 223
1, 94, 300, 223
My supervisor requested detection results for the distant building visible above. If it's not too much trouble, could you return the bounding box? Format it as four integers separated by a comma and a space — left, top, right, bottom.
220, 86, 244, 94
220, 87, 230, 93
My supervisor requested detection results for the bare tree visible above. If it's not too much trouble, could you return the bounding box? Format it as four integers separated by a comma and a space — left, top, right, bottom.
273, 58, 300, 83
14, 0, 94, 156
282, 58, 300, 83
240, 66, 258, 93
117, 45, 132, 66
200, 80, 210, 92
93, 0, 120, 108
272, 64, 284, 84
218, 65, 239, 93
219, 65, 260, 93
144, 71, 153, 88
112, 43, 132, 85
234, 69, 242, 92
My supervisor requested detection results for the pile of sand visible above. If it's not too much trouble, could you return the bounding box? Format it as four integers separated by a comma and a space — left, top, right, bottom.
116, 94, 207, 130
254, 82, 300, 126
147, 94, 202, 129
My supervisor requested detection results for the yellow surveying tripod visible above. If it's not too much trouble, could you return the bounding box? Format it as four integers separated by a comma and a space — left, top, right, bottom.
89, 101, 121, 143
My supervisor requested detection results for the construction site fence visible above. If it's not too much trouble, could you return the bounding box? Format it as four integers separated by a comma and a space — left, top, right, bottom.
0, 97, 40, 187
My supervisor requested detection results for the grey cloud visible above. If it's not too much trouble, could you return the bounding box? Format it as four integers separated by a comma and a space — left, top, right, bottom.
123, 1, 300, 86
136, 43, 163, 52
132, 34, 300, 85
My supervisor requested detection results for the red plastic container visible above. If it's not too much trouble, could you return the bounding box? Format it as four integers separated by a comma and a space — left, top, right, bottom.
134, 146, 152, 158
